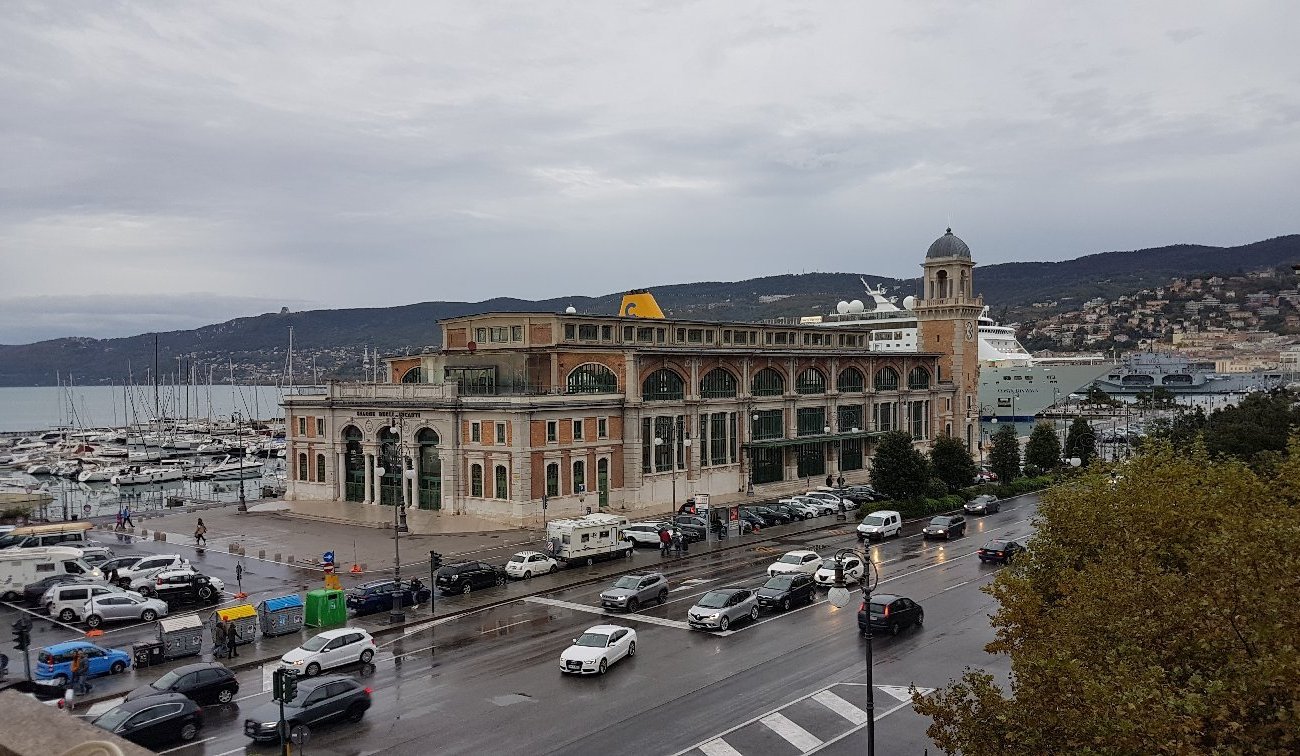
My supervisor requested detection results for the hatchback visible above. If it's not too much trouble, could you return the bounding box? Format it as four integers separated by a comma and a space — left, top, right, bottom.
977, 539, 1026, 564
35, 640, 131, 686
857, 593, 924, 636
504, 551, 559, 579
767, 550, 822, 577
346, 579, 431, 616
244, 675, 371, 742
813, 554, 865, 588
281, 628, 376, 677
922, 515, 967, 540
687, 588, 759, 632
84, 591, 168, 627
125, 661, 239, 705
93, 692, 203, 747
436, 561, 507, 594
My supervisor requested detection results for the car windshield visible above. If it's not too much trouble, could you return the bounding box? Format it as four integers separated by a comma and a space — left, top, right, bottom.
151, 669, 183, 689
777, 554, 805, 564
93, 707, 133, 731
613, 577, 641, 589
696, 591, 732, 609
300, 635, 332, 652
820, 559, 844, 569
574, 632, 611, 648
763, 576, 794, 589
930, 518, 950, 526
984, 541, 1008, 550
862, 516, 884, 526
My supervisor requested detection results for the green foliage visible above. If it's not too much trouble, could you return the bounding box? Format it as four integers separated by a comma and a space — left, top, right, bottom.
1203, 391, 1300, 466
1064, 417, 1096, 466
1133, 386, 1177, 409
963, 475, 1054, 500
894, 494, 965, 520
914, 441, 1300, 754
1, 504, 32, 522
869, 431, 932, 502
1023, 422, 1062, 473
929, 434, 979, 492
988, 425, 1021, 484
1085, 385, 1117, 405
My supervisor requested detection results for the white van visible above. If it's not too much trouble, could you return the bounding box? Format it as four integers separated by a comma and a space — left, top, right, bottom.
0, 546, 103, 601
857, 510, 903, 540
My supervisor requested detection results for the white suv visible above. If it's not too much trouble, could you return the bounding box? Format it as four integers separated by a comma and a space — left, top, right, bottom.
767, 550, 822, 577
121, 554, 190, 590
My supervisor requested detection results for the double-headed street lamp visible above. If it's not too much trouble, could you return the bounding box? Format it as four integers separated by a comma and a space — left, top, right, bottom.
827, 547, 881, 756
379, 421, 413, 624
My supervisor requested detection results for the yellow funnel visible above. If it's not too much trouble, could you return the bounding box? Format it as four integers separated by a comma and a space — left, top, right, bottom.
619, 290, 666, 319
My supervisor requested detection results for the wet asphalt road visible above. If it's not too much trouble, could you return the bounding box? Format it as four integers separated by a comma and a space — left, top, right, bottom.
10, 495, 1037, 756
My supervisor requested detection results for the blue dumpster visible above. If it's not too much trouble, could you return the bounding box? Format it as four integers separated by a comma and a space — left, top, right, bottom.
257, 594, 305, 637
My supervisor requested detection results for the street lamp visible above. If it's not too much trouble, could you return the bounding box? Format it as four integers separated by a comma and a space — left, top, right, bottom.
653, 427, 690, 518
234, 412, 247, 512
827, 548, 881, 756
746, 412, 759, 496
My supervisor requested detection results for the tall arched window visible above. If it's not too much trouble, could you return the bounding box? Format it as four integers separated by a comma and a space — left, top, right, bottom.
297, 452, 308, 481
874, 367, 900, 391
566, 363, 618, 394
642, 369, 685, 401
416, 428, 442, 510
796, 368, 827, 394
494, 465, 508, 499
315, 454, 325, 483
908, 366, 931, 390
342, 425, 364, 502
470, 464, 483, 497
545, 463, 559, 497
751, 367, 785, 397
837, 367, 865, 393
700, 368, 738, 398
401, 366, 424, 383
572, 460, 586, 494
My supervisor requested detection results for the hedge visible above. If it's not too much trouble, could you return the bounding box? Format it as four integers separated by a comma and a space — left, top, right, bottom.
886, 475, 1057, 519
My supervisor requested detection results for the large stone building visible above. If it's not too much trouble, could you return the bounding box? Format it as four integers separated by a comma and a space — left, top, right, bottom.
283, 231, 982, 528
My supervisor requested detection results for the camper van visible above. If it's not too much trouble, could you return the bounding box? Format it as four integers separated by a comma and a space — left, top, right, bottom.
0, 521, 96, 551
0, 546, 103, 601
545, 514, 632, 566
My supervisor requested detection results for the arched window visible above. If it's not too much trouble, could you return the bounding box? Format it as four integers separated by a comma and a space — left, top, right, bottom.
642, 369, 685, 401
494, 465, 508, 500
567, 363, 618, 394
470, 464, 483, 497
416, 428, 441, 511
751, 367, 785, 397
837, 367, 865, 393
874, 367, 900, 391
545, 463, 559, 497
573, 460, 586, 494
315, 454, 325, 483
796, 368, 826, 395
297, 452, 308, 481
401, 366, 424, 383
908, 366, 931, 390
700, 368, 738, 399
342, 425, 364, 502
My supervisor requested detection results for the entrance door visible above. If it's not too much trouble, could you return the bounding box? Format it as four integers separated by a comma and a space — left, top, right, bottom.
417, 429, 441, 510
597, 458, 609, 508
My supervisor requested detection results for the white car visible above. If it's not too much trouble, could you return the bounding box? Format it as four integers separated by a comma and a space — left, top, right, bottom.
767, 550, 822, 577
43, 582, 130, 622
559, 624, 637, 675
280, 628, 376, 677
505, 551, 559, 579
777, 499, 821, 519
804, 491, 850, 509
813, 554, 865, 588
621, 522, 666, 547
119, 554, 191, 590
791, 496, 837, 516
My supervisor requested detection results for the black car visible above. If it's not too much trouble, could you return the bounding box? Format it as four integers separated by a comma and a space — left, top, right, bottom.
921, 515, 967, 540
92, 692, 204, 747
151, 571, 223, 605
737, 510, 765, 531
771, 502, 812, 521
840, 486, 886, 503
670, 516, 708, 542
244, 675, 371, 742
21, 574, 95, 606
977, 539, 1026, 564
857, 593, 924, 636
347, 579, 432, 616
742, 506, 791, 526
125, 661, 239, 705
437, 561, 507, 594
756, 573, 816, 612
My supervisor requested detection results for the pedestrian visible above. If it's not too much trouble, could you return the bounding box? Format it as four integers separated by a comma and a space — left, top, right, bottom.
194, 518, 207, 546
107, 567, 119, 587
70, 650, 87, 695
826, 473, 834, 488
671, 529, 682, 556
225, 620, 240, 658
658, 527, 671, 556
115, 510, 123, 531
213, 620, 228, 659
122, 506, 134, 528
837, 474, 845, 488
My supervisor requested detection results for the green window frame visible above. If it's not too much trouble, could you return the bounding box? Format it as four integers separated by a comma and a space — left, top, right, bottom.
751, 367, 785, 397
837, 367, 865, 393
796, 368, 826, 395
643, 369, 685, 401
752, 409, 783, 441
874, 367, 900, 391
796, 407, 826, 437
470, 464, 483, 497
567, 363, 618, 394
908, 366, 931, 390
494, 465, 508, 499
545, 463, 559, 497
700, 368, 738, 399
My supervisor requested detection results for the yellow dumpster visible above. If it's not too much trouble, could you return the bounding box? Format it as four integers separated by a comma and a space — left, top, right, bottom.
210, 603, 257, 647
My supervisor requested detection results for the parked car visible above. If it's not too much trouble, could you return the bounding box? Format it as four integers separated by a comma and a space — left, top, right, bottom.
813, 554, 865, 588
767, 550, 822, 577
857, 510, 903, 540
92, 692, 203, 747
922, 515, 967, 540
96, 555, 143, 579
737, 510, 765, 532
280, 628, 376, 677
756, 573, 816, 612
791, 495, 838, 516
35, 640, 131, 686
346, 579, 431, 616
840, 485, 887, 502
742, 506, 791, 526
670, 516, 708, 542
963, 495, 1000, 515
803, 491, 851, 510
766, 502, 807, 521
687, 588, 759, 632
504, 551, 559, 579
857, 593, 924, 636
558, 624, 637, 675
599, 573, 668, 612
125, 661, 239, 705
436, 561, 508, 594
118, 554, 190, 590
43, 582, 129, 622
22, 574, 96, 606
976, 468, 998, 483
244, 675, 371, 742
977, 539, 1026, 564
86, 593, 168, 629
146, 568, 224, 605
621, 523, 666, 548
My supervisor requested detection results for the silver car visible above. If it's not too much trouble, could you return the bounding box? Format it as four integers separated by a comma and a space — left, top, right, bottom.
600, 573, 669, 612
83, 592, 169, 628
687, 587, 759, 632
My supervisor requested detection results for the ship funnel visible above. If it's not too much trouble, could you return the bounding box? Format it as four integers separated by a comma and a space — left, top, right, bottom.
619, 290, 666, 319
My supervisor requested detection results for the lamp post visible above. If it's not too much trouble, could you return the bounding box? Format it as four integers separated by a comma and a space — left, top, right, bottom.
234, 412, 247, 512
747, 412, 758, 496
382, 422, 410, 624
827, 548, 880, 756
653, 425, 690, 519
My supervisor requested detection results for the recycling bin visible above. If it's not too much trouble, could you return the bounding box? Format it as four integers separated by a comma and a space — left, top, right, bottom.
211, 603, 258, 646
131, 640, 165, 669
304, 588, 347, 628
257, 594, 305, 637
157, 614, 204, 660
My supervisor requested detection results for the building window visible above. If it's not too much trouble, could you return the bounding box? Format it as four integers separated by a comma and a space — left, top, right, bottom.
496, 423, 506, 444
490, 326, 509, 342
752, 409, 783, 441
573, 419, 584, 440
597, 418, 607, 439
837, 367, 865, 393
564, 324, 576, 340
578, 324, 599, 340
315, 454, 325, 483
796, 407, 827, 436
297, 417, 306, 436
494, 465, 508, 499
874, 402, 897, 432
475, 327, 487, 343
545, 463, 560, 497
908, 366, 931, 390
910, 400, 930, 440
297, 452, 308, 481
567, 363, 618, 394
796, 368, 827, 395
701, 411, 737, 467
470, 422, 481, 442
546, 421, 558, 443
315, 417, 325, 436
874, 367, 900, 391
752, 447, 783, 485
601, 325, 612, 340
837, 404, 863, 432
636, 327, 654, 342
796, 442, 825, 479
573, 460, 586, 494
700, 368, 738, 399
751, 367, 785, 397
642, 369, 685, 401
623, 326, 634, 341
512, 325, 524, 341
841, 439, 864, 471
470, 464, 483, 497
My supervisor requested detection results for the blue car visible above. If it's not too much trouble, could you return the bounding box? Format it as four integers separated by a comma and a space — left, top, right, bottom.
36, 640, 131, 686
345, 579, 431, 617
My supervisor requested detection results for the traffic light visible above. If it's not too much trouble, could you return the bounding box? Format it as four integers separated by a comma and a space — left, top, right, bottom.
430, 551, 443, 570
11, 618, 31, 651
273, 668, 301, 702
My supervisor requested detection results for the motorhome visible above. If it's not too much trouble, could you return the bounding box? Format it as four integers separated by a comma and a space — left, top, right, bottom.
0, 546, 103, 601
0, 521, 96, 551
545, 514, 632, 566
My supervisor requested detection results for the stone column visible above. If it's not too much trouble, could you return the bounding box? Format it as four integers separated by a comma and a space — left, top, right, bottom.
336, 450, 346, 501
409, 451, 421, 510
363, 453, 374, 505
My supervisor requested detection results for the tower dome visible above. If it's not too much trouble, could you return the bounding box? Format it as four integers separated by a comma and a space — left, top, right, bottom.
926, 228, 971, 259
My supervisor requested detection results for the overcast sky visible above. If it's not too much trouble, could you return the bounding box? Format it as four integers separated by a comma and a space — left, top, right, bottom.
2, 2, 1297, 344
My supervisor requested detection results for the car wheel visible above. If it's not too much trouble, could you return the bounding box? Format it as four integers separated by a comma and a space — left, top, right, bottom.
118, 578, 132, 589
461, 583, 472, 595
598, 659, 608, 675
523, 570, 532, 580
305, 662, 321, 677
179, 721, 200, 741
85, 614, 102, 628
718, 616, 730, 632
110, 660, 126, 674
217, 687, 235, 704
360, 649, 374, 664
141, 609, 158, 622
748, 606, 759, 622
781, 598, 791, 611
495, 575, 507, 587
626, 598, 640, 612
549, 564, 558, 574
58, 608, 76, 622
0, 591, 18, 602
658, 590, 668, 605
198, 586, 214, 601
347, 703, 367, 722
890, 622, 900, 636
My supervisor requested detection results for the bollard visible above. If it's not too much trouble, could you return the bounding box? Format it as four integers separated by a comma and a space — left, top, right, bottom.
287, 554, 294, 565
274, 553, 282, 562
140, 529, 148, 539
228, 543, 237, 553
158, 531, 166, 541
259, 550, 266, 560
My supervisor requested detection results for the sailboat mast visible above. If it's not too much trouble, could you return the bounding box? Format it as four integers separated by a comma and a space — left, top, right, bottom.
153, 334, 160, 421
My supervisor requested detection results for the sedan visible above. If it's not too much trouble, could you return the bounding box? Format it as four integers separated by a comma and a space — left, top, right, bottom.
756, 573, 816, 612
346, 579, 431, 616
737, 510, 765, 532
84, 592, 169, 628
767, 550, 822, 577
559, 625, 637, 675
504, 551, 559, 579
792, 496, 838, 516
977, 539, 1026, 564
922, 515, 967, 540
963, 495, 1000, 515
244, 675, 371, 742
687, 588, 759, 632
857, 593, 924, 636
813, 555, 865, 588
742, 506, 791, 526
125, 661, 239, 705
93, 692, 203, 747
599, 573, 668, 612
280, 628, 376, 677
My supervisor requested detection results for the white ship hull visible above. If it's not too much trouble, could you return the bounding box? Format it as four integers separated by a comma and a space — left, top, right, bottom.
979, 363, 1113, 420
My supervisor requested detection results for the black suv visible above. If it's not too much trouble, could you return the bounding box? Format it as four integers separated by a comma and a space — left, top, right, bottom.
125, 661, 239, 705
921, 515, 967, 540
436, 561, 507, 594
152, 570, 224, 605
742, 506, 791, 526
669, 516, 707, 542
756, 573, 816, 612
244, 675, 371, 742
857, 593, 924, 636
347, 579, 432, 616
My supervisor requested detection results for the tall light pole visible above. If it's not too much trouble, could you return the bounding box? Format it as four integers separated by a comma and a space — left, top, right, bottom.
382, 422, 410, 624
827, 548, 880, 756
747, 412, 759, 496
234, 412, 247, 512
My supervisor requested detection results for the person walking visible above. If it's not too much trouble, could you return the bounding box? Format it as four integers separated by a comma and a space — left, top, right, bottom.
121, 506, 134, 528
826, 473, 834, 488
213, 620, 228, 660
658, 527, 671, 557
836, 474, 845, 488
194, 518, 207, 547
115, 510, 123, 531
70, 650, 87, 696
225, 620, 240, 658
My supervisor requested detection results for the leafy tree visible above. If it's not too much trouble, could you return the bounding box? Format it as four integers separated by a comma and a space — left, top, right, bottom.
869, 431, 931, 501
1023, 422, 1062, 474
914, 442, 1300, 754
987, 424, 1021, 483
1203, 391, 1300, 466
1134, 387, 1177, 409
929, 434, 978, 492
1064, 417, 1096, 466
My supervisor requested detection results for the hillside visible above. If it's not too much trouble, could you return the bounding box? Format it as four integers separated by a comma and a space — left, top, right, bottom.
1, 234, 1296, 386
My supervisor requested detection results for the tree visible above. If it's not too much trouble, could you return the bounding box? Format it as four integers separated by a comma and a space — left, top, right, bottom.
929, 434, 978, 492
1203, 391, 1300, 467
1023, 422, 1061, 474
987, 424, 1021, 484
1064, 417, 1097, 466
1085, 385, 1115, 406
869, 431, 932, 501
914, 442, 1300, 754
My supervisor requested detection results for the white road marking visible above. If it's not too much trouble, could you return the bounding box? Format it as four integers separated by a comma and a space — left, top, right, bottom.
759, 711, 823, 751
262, 663, 275, 692
804, 700, 914, 755
157, 737, 215, 754
670, 577, 719, 592
698, 739, 745, 756
3, 602, 83, 632
811, 690, 870, 725
524, 596, 691, 630
479, 617, 533, 635
942, 579, 972, 592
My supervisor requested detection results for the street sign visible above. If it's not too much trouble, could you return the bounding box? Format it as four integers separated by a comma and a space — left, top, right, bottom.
322, 551, 335, 565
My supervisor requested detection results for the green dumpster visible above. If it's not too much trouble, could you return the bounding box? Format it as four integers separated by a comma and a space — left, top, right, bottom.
304, 588, 347, 628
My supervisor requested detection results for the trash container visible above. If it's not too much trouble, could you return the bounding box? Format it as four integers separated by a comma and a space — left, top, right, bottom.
211, 604, 258, 646
157, 614, 204, 660
304, 588, 347, 628
256, 594, 305, 637
131, 640, 165, 669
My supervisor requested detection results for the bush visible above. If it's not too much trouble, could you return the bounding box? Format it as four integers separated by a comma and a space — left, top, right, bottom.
1, 504, 32, 522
